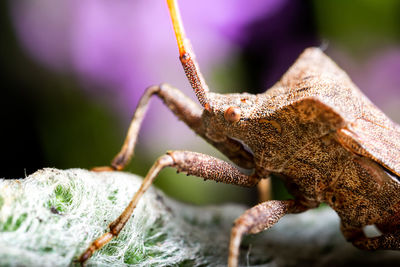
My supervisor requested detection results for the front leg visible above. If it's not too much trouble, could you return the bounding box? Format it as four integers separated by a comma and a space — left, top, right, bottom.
229, 200, 309, 267
95, 83, 254, 171
97, 83, 203, 171
79, 150, 260, 263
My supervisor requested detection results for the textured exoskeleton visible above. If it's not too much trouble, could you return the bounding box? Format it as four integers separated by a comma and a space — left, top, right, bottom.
79, 0, 400, 266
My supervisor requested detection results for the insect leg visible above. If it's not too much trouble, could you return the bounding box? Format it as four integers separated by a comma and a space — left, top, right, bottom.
79, 150, 260, 263
93, 83, 203, 171
229, 200, 308, 267
94, 83, 255, 172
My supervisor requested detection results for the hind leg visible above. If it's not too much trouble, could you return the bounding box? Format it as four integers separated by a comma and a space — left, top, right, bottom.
228, 200, 308, 267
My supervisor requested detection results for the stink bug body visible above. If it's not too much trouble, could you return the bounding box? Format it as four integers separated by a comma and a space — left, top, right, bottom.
79, 0, 400, 265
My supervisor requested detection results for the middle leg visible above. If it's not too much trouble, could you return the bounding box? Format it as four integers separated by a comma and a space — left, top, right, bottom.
79, 150, 260, 263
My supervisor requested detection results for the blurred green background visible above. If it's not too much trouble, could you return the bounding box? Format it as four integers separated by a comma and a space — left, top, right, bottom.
1, 0, 399, 206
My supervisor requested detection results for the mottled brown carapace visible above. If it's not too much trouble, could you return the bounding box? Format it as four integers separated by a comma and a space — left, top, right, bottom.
79, 0, 400, 266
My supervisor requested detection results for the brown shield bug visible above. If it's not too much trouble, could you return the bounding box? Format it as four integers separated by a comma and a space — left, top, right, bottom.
79, 0, 400, 265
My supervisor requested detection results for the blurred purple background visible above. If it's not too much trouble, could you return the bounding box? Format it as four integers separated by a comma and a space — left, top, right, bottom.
1, 0, 399, 204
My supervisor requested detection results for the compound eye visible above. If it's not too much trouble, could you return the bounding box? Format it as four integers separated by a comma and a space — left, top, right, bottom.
224, 107, 241, 123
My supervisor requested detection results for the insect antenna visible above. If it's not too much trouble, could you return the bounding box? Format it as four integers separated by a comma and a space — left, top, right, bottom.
167, 0, 211, 111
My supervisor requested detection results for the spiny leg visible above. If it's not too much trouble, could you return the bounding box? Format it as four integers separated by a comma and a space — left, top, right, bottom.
229, 200, 308, 267
79, 150, 260, 264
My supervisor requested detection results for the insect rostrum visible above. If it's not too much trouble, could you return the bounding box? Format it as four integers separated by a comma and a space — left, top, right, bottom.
79, 0, 400, 266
